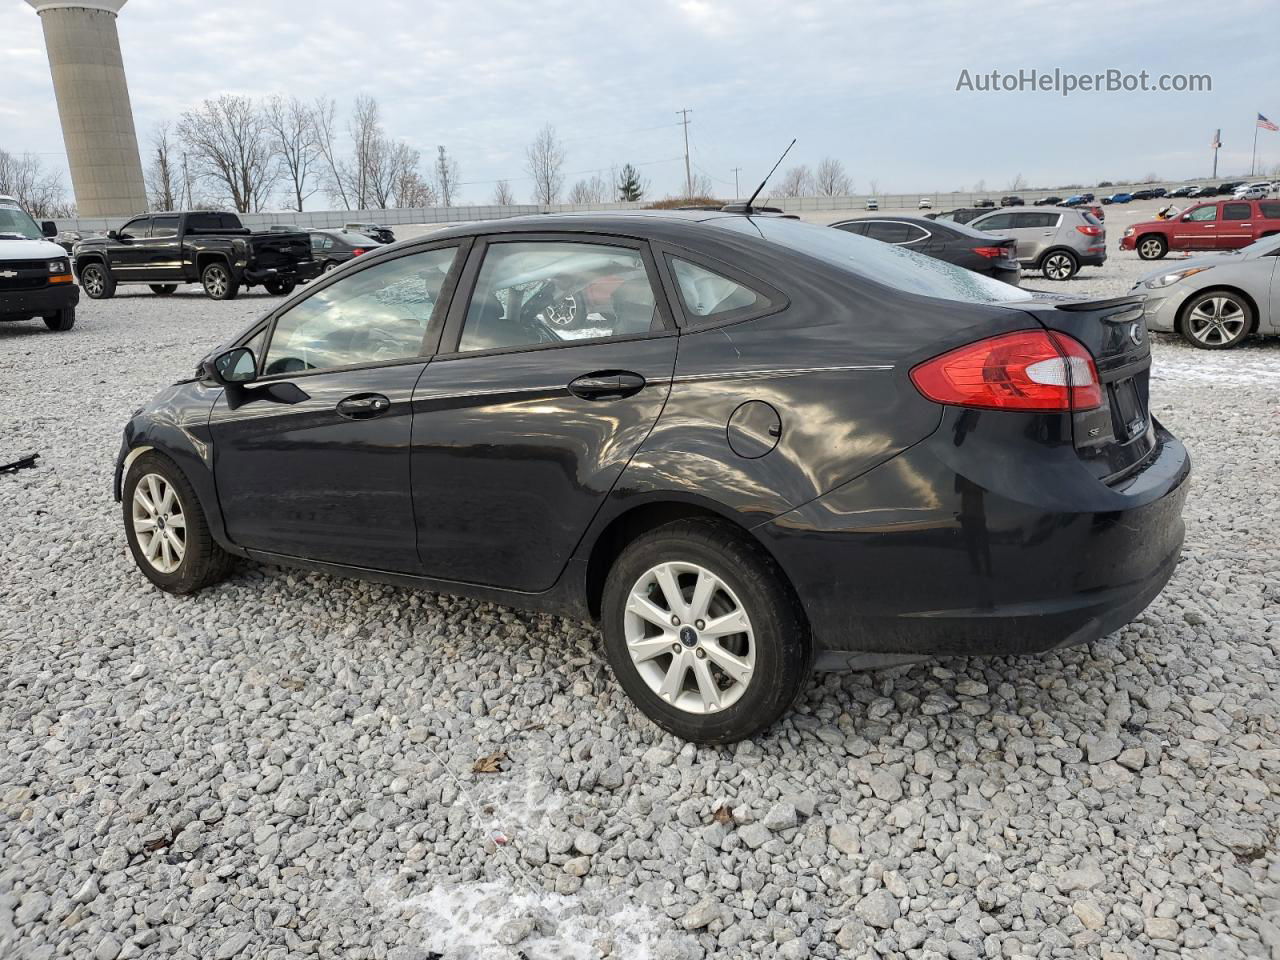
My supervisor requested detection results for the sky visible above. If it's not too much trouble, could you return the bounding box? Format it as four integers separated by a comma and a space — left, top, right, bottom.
3, 0, 1277, 209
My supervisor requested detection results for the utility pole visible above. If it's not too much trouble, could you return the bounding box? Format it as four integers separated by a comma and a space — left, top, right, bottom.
1212, 128, 1221, 179
677, 108, 693, 198
731, 166, 742, 199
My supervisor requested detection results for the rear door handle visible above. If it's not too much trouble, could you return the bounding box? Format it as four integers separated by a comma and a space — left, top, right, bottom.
568, 371, 646, 400
336, 393, 391, 419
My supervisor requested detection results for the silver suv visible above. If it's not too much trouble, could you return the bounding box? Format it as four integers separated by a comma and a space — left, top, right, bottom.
967, 207, 1106, 280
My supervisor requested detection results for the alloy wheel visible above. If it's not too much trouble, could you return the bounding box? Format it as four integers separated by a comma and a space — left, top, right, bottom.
131, 473, 186, 574
82, 266, 104, 297
623, 561, 756, 715
1044, 253, 1074, 280
204, 266, 228, 298
1139, 238, 1164, 259
1187, 296, 1246, 346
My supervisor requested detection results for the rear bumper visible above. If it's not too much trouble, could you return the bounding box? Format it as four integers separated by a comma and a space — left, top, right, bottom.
244, 260, 322, 283
1079, 248, 1107, 266
0, 283, 79, 321
755, 416, 1190, 659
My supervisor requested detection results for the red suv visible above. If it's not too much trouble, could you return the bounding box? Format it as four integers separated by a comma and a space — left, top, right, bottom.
1122, 199, 1280, 259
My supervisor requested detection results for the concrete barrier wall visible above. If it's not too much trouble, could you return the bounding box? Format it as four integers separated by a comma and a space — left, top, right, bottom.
51, 177, 1243, 235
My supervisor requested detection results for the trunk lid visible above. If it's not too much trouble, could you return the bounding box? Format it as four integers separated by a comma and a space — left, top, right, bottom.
1008, 292, 1155, 482
249, 231, 313, 270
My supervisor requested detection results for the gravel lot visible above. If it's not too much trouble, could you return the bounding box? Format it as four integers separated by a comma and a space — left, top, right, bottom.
2, 211, 1279, 960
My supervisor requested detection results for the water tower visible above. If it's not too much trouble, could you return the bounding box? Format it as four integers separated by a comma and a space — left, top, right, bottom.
26, 0, 148, 217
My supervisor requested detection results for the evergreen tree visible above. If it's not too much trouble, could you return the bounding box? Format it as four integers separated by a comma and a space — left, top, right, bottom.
617, 163, 644, 202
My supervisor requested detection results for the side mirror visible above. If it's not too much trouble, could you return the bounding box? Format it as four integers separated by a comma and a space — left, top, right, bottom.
41, 221, 57, 238
107, 229, 120, 240
203, 347, 258, 386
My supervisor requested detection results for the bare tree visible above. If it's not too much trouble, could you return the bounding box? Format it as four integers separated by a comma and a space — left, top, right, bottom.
145, 122, 179, 211
525, 123, 565, 204
867, 178, 879, 197
973, 178, 986, 193
690, 171, 713, 198
392, 165, 436, 208
345, 94, 382, 209
177, 95, 278, 212
814, 157, 852, 197
0, 148, 73, 217
492, 179, 515, 205
567, 173, 609, 205
1007, 173, 1027, 191
312, 96, 351, 210
774, 165, 813, 198
1142, 171, 1161, 183
264, 95, 319, 211
435, 145, 460, 206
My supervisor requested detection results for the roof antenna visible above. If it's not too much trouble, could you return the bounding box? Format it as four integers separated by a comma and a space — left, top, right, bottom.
739, 139, 796, 215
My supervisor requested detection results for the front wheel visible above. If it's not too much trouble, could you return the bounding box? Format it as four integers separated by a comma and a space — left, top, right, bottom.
123, 451, 234, 594
323, 261, 340, 273
43, 306, 76, 331
1041, 250, 1078, 281
149, 284, 178, 296
1178, 291, 1252, 349
264, 278, 297, 296
201, 262, 240, 300
79, 262, 115, 299
601, 519, 810, 743
1137, 235, 1167, 260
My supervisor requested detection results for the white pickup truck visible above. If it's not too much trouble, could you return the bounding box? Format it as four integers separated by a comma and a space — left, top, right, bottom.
0, 195, 78, 332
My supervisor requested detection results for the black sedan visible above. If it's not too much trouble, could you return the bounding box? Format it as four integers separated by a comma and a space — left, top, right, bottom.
308, 229, 378, 272
114, 211, 1189, 743
1034, 196, 1063, 206
829, 215, 1021, 284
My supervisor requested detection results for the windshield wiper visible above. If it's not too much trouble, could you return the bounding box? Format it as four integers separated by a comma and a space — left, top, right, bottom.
0, 232, 34, 240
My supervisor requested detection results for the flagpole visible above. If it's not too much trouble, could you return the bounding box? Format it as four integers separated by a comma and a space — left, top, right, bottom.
1252, 123, 1259, 177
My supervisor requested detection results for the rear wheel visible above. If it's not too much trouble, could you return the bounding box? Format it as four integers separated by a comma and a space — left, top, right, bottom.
1137, 235, 1167, 260
601, 519, 809, 743
1178, 291, 1252, 349
322, 260, 339, 273
1041, 249, 1078, 281
79, 262, 115, 299
43, 306, 75, 331
149, 284, 178, 296
123, 451, 234, 594
201, 261, 239, 300
264, 278, 297, 296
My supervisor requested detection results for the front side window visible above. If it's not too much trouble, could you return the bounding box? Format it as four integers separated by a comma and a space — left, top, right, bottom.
669, 257, 769, 320
119, 217, 148, 240
1187, 205, 1218, 222
458, 241, 659, 353
263, 246, 457, 375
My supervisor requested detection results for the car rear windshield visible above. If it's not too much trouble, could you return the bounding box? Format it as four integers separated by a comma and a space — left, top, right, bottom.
716, 216, 1030, 304
1083, 212, 1102, 226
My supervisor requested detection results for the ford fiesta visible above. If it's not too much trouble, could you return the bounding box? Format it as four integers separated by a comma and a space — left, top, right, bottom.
115, 212, 1190, 743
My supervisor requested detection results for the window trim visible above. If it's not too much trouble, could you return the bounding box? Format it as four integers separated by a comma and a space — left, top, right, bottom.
654, 244, 787, 330
119, 216, 149, 240
250, 238, 471, 383
433, 232, 677, 362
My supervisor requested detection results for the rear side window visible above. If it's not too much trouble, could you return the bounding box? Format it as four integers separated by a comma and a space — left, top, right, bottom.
1223, 203, 1251, 221
863, 222, 911, 244
973, 213, 1012, 231
833, 221, 868, 236
669, 258, 770, 322
151, 215, 179, 237
1261, 201, 1280, 219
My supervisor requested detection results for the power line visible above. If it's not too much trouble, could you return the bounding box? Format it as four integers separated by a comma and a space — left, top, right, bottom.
732, 167, 742, 198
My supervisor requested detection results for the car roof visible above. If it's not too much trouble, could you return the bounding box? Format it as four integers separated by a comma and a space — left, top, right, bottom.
835, 214, 1002, 240
416, 209, 743, 244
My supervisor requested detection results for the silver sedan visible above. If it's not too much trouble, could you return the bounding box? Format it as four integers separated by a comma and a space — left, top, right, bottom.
1135, 234, 1280, 349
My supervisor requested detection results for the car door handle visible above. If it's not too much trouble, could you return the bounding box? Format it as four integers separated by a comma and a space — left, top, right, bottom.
568, 371, 646, 400
336, 393, 391, 419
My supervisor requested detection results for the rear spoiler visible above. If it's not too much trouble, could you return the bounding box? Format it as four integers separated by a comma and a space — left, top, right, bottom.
1011, 292, 1145, 326
1053, 293, 1144, 313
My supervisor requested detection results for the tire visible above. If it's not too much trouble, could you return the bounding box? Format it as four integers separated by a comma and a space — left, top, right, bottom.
122, 450, 234, 594
79, 262, 115, 299
1040, 249, 1078, 281
149, 284, 178, 296
201, 261, 240, 300
264, 278, 297, 296
323, 260, 340, 273
1137, 235, 1167, 260
42, 306, 75, 331
1177, 290, 1253, 350
601, 519, 810, 743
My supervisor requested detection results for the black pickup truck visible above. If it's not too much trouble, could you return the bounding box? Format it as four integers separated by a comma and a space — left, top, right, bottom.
72, 211, 321, 301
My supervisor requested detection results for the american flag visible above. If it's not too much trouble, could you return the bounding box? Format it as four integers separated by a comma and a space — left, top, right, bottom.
1211, 129, 1221, 147
1258, 113, 1279, 132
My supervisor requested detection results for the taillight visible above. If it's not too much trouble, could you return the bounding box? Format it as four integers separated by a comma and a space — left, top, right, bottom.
910, 330, 1102, 412
352, 248, 366, 256
971, 246, 1009, 258
1076, 225, 1103, 237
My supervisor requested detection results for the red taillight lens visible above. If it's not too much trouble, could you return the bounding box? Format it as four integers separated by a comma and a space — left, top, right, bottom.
910, 330, 1102, 412
972, 246, 1009, 258
353, 248, 366, 256
1076, 225, 1103, 237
